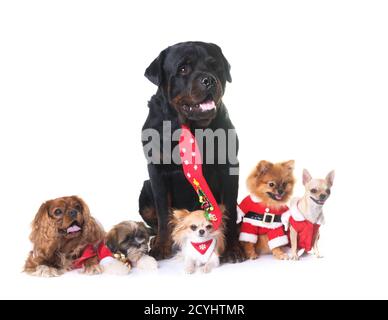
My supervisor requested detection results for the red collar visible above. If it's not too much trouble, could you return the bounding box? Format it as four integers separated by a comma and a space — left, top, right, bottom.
191, 239, 214, 255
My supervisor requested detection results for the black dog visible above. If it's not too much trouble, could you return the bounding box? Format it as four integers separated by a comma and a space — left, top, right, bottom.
139, 41, 245, 263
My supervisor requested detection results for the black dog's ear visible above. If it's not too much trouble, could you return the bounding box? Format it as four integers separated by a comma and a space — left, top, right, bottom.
222, 54, 232, 83
145, 49, 167, 86
208, 43, 232, 83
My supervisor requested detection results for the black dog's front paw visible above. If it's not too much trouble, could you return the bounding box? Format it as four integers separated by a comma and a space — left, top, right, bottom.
149, 237, 173, 261
221, 242, 246, 264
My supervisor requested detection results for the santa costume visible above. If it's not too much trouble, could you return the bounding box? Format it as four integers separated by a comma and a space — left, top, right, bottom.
238, 195, 289, 250
281, 198, 324, 253
72, 242, 114, 269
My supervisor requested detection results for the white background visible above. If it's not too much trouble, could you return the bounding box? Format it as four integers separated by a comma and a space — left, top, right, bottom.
0, 0, 387, 300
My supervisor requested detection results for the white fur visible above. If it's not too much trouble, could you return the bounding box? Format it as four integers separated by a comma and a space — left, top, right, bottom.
268, 235, 289, 250
181, 238, 220, 274
135, 255, 158, 270
100, 257, 131, 275
239, 232, 258, 243
29, 265, 63, 277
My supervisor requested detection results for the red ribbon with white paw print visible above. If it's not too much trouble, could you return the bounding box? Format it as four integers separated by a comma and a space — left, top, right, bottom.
179, 124, 222, 230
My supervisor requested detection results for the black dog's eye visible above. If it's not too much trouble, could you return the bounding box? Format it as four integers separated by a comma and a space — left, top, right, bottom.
190, 225, 197, 231
206, 225, 213, 230
178, 64, 190, 75
326, 189, 331, 195
311, 188, 317, 194
268, 182, 275, 188
206, 58, 218, 69
54, 209, 63, 216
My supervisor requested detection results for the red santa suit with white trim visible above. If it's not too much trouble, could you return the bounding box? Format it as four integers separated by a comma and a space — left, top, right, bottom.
72, 242, 114, 269
238, 195, 289, 250
282, 198, 324, 254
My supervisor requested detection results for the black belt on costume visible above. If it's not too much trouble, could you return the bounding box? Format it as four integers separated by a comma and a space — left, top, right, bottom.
244, 211, 282, 223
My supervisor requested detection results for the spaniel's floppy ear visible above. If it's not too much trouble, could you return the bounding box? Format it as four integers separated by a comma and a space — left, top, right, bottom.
145, 48, 168, 86
30, 200, 57, 247
208, 43, 232, 83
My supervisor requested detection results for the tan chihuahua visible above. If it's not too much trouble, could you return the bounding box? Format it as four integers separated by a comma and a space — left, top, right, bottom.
283, 169, 335, 260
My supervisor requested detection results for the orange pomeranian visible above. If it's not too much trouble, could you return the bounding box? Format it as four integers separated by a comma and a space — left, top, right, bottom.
238, 160, 295, 260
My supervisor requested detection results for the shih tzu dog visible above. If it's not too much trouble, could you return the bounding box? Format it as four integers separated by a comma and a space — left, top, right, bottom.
105, 221, 158, 270
24, 196, 129, 277
171, 209, 225, 274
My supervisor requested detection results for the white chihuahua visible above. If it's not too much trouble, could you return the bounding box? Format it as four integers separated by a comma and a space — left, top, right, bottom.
283, 169, 335, 260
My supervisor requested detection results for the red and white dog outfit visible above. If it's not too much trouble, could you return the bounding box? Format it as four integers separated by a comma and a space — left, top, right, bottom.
282, 198, 324, 253
185, 239, 217, 264
72, 242, 114, 269
238, 195, 289, 250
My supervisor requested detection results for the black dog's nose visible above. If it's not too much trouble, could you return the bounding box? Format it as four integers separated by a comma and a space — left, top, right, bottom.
319, 194, 327, 200
69, 210, 78, 219
199, 229, 205, 236
201, 76, 215, 89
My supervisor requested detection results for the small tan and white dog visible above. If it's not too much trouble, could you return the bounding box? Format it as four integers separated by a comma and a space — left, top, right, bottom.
171, 209, 225, 274
282, 169, 335, 260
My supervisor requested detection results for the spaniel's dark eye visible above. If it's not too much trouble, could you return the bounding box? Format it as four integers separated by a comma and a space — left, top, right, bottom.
311, 188, 317, 194
190, 225, 197, 231
268, 182, 275, 188
326, 189, 331, 195
206, 225, 213, 230
54, 209, 62, 216
74, 204, 82, 211
282, 182, 287, 188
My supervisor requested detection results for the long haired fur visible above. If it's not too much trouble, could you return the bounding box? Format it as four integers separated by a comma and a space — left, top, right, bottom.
24, 196, 105, 276
171, 207, 226, 273
242, 160, 295, 260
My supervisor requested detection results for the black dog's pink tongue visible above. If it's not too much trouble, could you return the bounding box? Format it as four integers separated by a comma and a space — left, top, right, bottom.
199, 100, 216, 111
67, 225, 81, 234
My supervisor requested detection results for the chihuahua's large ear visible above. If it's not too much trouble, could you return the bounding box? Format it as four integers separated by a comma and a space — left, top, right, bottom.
144, 48, 167, 86
302, 169, 312, 186
326, 170, 335, 187
173, 209, 191, 221
282, 160, 295, 172
256, 160, 273, 176
208, 43, 232, 83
